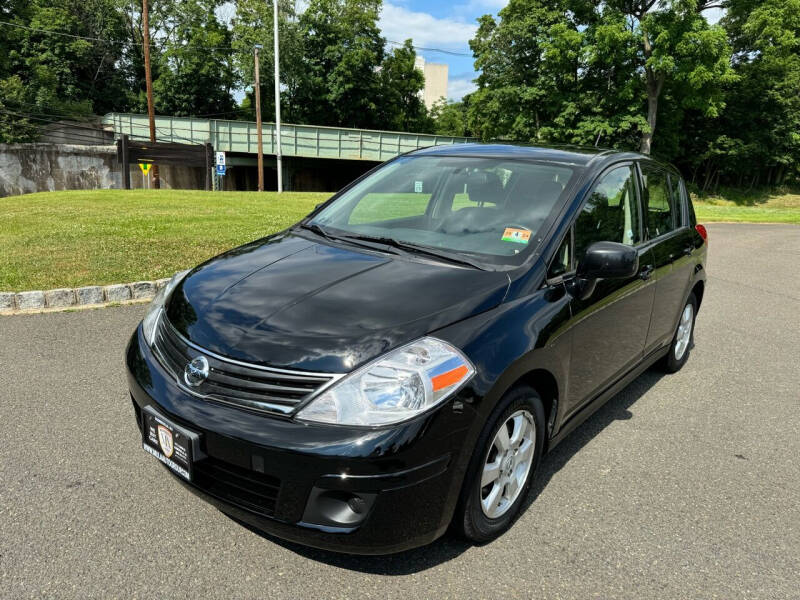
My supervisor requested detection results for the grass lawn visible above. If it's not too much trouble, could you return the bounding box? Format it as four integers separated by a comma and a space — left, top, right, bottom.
0, 189, 329, 291
2, 187, 798, 291
692, 190, 800, 224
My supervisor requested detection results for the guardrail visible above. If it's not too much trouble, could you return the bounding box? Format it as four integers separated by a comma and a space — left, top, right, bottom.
103, 113, 474, 162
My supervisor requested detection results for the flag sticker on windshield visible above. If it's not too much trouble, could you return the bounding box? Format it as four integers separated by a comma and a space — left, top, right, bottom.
501, 227, 531, 244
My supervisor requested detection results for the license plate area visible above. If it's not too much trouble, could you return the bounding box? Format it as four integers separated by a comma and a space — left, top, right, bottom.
141, 405, 201, 481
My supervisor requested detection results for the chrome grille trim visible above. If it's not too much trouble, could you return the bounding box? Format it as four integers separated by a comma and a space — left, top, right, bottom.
151, 313, 344, 416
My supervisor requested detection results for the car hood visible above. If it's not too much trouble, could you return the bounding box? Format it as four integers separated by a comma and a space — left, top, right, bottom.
165, 231, 510, 372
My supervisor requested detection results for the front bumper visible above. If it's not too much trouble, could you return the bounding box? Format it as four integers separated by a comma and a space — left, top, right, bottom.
126, 327, 476, 554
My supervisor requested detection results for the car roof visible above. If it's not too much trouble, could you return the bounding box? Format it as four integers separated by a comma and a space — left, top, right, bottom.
408, 142, 650, 169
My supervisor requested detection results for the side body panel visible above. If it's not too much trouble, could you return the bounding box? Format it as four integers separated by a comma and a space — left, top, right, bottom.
564, 248, 656, 417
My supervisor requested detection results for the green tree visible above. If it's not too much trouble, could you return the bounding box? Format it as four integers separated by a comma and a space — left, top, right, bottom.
0, 0, 133, 141
151, 0, 237, 117
231, 0, 305, 122
294, 0, 385, 128
430, 99, 469, 137
0, 76, 39, 141
717, 0, 800, 185
378, 40, 429, 132
468, 0, 734, 155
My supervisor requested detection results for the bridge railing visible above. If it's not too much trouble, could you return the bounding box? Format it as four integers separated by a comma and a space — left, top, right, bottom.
103, 113, 474, 162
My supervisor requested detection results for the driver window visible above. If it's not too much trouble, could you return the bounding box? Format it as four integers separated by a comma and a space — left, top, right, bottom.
574, 165, 641, 261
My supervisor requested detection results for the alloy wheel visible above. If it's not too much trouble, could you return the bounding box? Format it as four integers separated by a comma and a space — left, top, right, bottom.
674, 303, 694, 360
480, 409, 536, 519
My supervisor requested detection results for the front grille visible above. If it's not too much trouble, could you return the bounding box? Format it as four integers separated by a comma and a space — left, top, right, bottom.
152, 314, 339, 416
194, 457, 280, 517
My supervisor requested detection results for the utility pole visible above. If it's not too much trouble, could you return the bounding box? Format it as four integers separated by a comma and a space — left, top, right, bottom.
273, 0, 283, 192
142, 0, 159, 188
254, 44, 264, 192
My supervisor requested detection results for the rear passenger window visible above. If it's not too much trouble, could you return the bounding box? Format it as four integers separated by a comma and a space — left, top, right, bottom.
672, 176, 697, 227
641, 165, 677, 237
683, 179, 697, 226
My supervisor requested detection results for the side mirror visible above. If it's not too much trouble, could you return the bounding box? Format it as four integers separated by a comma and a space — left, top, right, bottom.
568, 241, 639, 300
578, 241, 639, 280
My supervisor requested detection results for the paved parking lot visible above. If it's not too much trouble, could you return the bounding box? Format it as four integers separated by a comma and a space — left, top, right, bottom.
1, 223, 798, 599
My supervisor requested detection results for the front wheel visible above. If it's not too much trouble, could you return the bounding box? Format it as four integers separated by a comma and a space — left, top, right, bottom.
456, 385, 545, 544
661, 292, 697, 373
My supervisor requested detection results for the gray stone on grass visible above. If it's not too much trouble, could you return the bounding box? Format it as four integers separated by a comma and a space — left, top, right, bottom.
0, 292, 15, 311
155, 278, 170, 291
76, 286, 104, 305
15, 290, 45, 310
104, 283, 131, 302
45, 288, 76, 308
131, 281, 156, 300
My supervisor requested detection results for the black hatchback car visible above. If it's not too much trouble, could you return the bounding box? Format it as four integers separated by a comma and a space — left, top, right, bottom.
126, 144, 707, 554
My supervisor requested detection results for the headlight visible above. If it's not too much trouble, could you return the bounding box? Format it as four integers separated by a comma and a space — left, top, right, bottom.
296, 337, 475, 426
141, 269, 190, 346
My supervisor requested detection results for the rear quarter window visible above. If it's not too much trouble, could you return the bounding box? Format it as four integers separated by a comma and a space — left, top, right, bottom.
681, 179, 697, 226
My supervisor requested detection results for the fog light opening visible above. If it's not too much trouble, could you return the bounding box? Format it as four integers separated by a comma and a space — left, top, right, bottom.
301, 487, 377, 529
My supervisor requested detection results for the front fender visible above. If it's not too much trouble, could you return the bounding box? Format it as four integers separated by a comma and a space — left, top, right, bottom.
431, 283, 573, 449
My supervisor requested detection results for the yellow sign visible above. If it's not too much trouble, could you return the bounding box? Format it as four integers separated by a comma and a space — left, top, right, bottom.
138, 162, 152, 175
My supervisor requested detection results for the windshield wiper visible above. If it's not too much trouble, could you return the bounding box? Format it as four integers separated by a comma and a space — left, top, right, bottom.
338, 233, 486, 270
299, 222, 337, 241
299, 223, 406, 256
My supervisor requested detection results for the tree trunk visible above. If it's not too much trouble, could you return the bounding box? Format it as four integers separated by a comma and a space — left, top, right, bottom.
639, 60, 664, 154
640, 88, 658, 154
702, 162, 715, 193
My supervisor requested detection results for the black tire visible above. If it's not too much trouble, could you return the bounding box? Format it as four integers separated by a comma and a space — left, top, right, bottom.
455, 385, 545, 544
661, 292, 698, 373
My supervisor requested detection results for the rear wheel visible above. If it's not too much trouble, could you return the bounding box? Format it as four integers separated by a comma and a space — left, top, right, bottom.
456, 385, 545, 543
661, 292, 697, 373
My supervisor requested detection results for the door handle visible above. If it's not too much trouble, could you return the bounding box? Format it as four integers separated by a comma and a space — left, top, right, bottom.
639, 265, 655, 280
683, 246, 693, 257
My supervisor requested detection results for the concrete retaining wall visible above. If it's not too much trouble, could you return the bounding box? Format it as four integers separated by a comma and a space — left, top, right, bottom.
0, 143, 215, 196
0, 143, 120, 197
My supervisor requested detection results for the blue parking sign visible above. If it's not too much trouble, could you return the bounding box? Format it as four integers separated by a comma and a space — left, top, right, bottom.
216, 164, 226, 176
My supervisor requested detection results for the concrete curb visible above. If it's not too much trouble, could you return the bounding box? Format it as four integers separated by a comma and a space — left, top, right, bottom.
1, 278, 171, 315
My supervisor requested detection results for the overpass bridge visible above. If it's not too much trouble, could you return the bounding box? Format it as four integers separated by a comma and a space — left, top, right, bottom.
104, 113, 472, 162
103, 113, 474, 191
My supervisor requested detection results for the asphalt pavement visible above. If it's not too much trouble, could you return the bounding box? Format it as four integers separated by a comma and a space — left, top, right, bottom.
1, 223, 798, 599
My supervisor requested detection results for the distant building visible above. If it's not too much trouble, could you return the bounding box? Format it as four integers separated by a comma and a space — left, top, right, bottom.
415, 56, 448, 111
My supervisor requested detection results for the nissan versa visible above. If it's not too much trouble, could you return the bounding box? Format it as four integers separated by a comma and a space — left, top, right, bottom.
126, 144, 708, 554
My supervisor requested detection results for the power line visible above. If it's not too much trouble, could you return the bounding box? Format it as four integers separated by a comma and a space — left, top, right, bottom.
0, 107, 206, 146
386, 40, 472, 57
0, 108, 109, 132
0, 98, 112, 122
0, 20, 119, 43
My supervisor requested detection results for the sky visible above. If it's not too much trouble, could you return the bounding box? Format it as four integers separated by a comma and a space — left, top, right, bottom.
377, 0, 505, 102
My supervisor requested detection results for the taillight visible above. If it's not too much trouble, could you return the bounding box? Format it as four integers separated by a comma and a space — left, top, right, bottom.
695, 224, 708, 244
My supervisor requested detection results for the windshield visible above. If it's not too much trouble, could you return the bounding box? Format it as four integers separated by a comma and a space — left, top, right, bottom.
309, 155, 580, 267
